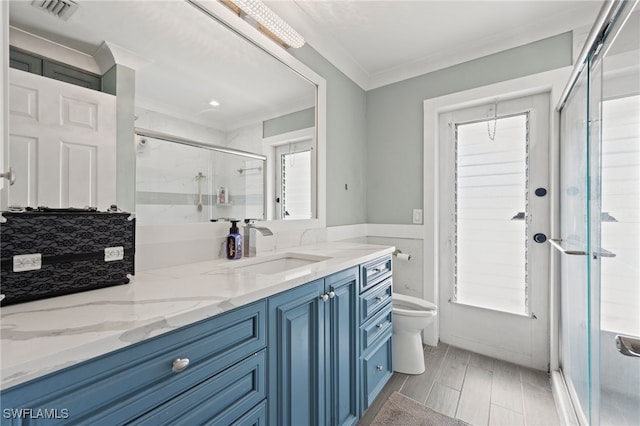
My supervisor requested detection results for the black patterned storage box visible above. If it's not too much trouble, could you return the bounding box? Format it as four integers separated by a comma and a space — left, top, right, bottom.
1, 210, 135, 305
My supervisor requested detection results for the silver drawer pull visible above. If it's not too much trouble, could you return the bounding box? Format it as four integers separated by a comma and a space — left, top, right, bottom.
172, 358, 190, 373
376, 323, 384, 329
375, 296, 385, 302
376, 365, 384, 371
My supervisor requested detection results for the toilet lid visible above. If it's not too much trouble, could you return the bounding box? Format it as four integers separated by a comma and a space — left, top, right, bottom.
393, 293, 437, 311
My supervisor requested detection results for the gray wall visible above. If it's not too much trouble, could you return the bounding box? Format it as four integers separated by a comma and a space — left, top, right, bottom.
366, 32, 573, 224
263, 107, 315, 139
290, 46, 368, 227
289, 32, 573, 226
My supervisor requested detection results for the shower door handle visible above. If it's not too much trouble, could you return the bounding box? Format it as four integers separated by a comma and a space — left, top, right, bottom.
548, 239, 587, 256
594, 247, 616, 259
616, 335, 640, 358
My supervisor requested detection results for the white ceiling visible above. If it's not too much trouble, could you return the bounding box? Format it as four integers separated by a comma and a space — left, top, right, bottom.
8, 0, 603, 129
266, 0, 603, 90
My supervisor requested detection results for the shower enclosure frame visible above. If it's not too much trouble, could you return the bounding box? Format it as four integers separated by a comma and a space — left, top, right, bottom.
552, 1, 639, 424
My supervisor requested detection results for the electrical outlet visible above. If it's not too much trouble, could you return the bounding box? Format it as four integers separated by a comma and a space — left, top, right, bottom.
104, 246, 124, 262
413, 209, 423, 224
13, 253, 42, 272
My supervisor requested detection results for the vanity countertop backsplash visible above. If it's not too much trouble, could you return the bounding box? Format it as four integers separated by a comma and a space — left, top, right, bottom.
0, 242, 393, 389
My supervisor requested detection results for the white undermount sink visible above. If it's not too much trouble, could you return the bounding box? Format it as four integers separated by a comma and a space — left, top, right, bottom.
226, 253, 330, 275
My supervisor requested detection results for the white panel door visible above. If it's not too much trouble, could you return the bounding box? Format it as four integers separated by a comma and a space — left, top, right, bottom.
438, 93, 551, 369
3, 68, 116, 210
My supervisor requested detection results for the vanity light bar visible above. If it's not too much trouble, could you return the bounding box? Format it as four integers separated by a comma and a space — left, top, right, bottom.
226, 0, 305, 48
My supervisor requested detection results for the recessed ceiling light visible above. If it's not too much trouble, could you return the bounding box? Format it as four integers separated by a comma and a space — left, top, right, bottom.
209, 100, 220, 107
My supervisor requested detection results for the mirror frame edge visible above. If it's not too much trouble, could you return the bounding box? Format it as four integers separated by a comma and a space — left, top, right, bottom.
1, 1, 8, 201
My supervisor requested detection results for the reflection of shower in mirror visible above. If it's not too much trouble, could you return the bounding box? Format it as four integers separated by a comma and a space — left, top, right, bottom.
195, 172, 207, 212
237, 166, 263, 174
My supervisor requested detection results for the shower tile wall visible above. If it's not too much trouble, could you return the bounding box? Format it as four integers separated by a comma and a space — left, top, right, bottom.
136, 137, 212, 225
135, 109, 265, 225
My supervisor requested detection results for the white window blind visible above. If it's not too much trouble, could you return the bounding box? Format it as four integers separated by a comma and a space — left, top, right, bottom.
454, 114, 529, 315
600, 95, 640, 335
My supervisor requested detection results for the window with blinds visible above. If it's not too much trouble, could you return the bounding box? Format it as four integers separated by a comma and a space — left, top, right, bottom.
454, 113, 529, 315
600, 95, 640, 335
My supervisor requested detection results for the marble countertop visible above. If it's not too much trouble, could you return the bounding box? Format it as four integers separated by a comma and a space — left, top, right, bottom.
0, 242, 393, 389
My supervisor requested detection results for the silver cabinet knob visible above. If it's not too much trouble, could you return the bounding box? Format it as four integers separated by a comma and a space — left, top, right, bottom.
376, 323, 383, 329
320, 293, 329, 302
376, 365, 384, 371
172, 358, 190, 373
327, 290, 336, 299
376, 296, 384, 301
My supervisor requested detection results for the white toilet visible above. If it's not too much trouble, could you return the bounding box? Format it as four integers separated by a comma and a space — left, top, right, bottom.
392, 293, 437, 374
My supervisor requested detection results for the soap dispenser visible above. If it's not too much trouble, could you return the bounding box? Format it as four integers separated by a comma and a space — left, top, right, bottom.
226, 220, 243, 260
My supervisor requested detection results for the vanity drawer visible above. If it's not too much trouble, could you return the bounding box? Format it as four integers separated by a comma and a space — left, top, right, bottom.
131, 350, 266, 425
360, 256, 392, 292
1, 301, 266, 425
361, 332, 393, 412
361, 303, 393, 352
231, 400, 267, 426
360, 277, 392, 323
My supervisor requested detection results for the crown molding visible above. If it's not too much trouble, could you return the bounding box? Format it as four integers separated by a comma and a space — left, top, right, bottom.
270, 2, 598, 92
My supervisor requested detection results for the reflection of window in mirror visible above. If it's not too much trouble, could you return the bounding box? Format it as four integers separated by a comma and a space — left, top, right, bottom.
275, 140, 313, 220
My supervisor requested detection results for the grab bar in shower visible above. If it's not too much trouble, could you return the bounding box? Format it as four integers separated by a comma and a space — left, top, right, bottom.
548, 239, 588, 256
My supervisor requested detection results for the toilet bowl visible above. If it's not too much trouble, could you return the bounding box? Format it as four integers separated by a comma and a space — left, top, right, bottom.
392, 293, 437, 374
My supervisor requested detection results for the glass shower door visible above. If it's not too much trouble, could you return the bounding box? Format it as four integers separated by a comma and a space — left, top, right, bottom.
591, 7, 640, 425
559, 64, 591, 425
559, 4, 639, 425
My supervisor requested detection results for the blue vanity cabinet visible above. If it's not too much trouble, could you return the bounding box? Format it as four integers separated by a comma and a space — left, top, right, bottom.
268, 267, 360, 426
359, 256, 393, 415
0, 301, 267, 426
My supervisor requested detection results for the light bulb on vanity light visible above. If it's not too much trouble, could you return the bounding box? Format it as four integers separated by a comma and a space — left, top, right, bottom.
226, 0, 305, 48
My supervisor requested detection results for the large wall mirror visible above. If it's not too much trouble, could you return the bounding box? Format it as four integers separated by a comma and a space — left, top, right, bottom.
5, 0, 322, 226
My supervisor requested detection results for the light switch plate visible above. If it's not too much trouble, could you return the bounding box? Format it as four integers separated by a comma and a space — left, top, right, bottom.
413, 209, 423, 224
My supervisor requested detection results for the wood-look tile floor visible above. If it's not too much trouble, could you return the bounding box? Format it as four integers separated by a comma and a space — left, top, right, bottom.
358, 342, 561, 426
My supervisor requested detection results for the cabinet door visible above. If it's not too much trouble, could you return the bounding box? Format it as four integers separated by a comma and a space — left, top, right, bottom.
268, 280, 326, 426
326, 267, 360, 426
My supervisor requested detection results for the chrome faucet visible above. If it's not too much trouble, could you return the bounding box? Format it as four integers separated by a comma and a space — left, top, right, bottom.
243, 219, 273, 257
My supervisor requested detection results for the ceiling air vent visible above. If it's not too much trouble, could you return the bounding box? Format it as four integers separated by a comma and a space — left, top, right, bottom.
31, 0, 79, 21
